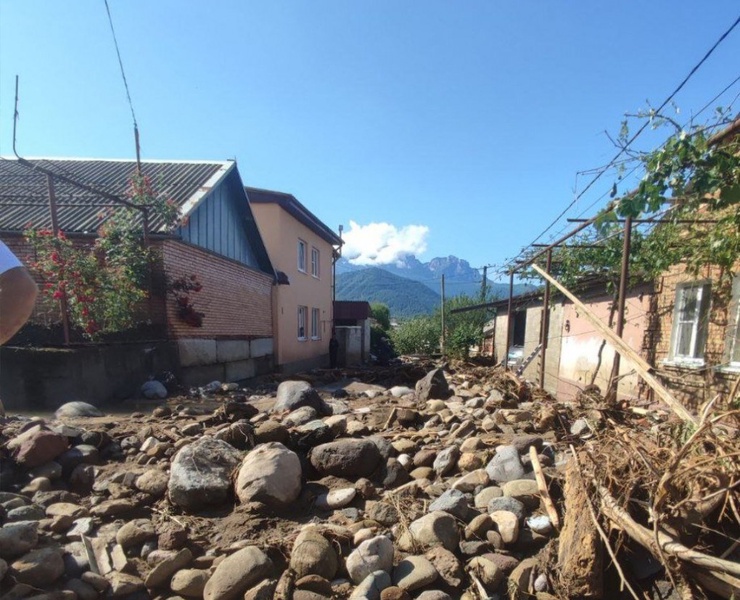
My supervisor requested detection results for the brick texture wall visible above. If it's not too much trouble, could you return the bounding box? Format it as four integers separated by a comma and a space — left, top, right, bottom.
161, 240, 273, 339
651, 262, 739, 410
1, 234, 273, 342
2, 233, 166, 329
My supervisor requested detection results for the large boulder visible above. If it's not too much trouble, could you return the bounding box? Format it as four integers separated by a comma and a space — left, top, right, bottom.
203, 546, 272, 600
345, 535, 394, 584
54, 402, 103, 419
11, 546, 65, 585
415, 369, 450, 402
168, 437, 242, 511
309, 439, 381, 479
234, 442, 302, 506
272, 381, 330, 415
0, 522, 38, 560
485, 445, 525, 483
289, 528, 338, 580
398, 511, 460, 552
8, 426, 69, 468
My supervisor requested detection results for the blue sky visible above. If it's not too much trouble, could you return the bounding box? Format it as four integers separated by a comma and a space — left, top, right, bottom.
1, 1, 739, 280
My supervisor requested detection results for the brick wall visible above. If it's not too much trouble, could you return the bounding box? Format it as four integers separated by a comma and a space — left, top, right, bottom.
161, 240, 273, 339
1, 233, 166, 331
652, 262, 739, 410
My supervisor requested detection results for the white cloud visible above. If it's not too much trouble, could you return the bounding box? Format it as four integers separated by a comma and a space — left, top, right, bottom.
342, 220, 429, 266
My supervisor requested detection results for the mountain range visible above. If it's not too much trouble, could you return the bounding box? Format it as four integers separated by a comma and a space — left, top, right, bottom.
335, 254, 535, 318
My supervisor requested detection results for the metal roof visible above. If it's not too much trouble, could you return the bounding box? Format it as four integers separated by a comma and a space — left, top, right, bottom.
0, 157, 233, 234
246, 186, 343, 246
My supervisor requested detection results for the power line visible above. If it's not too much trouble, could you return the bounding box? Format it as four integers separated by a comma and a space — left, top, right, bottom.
103, 0, 142, 167
508, 14, 740, 269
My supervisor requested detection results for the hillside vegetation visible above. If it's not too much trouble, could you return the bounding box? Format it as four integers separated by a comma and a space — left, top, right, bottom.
336, 267, 440, 318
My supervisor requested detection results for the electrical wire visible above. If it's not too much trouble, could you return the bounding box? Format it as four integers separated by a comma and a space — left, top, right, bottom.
507, 14, 740, 269
103, 0, 137, 130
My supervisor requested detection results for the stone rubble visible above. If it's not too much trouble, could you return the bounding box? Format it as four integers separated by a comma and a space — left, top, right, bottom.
0, 361, 581, 599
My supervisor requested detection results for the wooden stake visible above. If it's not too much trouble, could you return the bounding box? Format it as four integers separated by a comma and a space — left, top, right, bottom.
529, 446, 560, 530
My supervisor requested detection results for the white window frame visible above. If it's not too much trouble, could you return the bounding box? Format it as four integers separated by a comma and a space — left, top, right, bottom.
667, 281, 711, 366
297, 305, 307, 340
297, 240, 307, 273
311, 307, 321, 340
725, 275, 740, 369
311, 247, 320, 278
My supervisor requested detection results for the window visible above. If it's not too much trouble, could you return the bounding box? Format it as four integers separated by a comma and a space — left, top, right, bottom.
311, 247, 320, 278
311, 308, 321, 340
726, 276, 740, 367
298, 240, 307, 273
297, 306, 307, 339
669, 282, 710, 363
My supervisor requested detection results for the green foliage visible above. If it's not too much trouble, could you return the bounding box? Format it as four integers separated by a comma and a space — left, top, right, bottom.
25, 173, 184, 340
443, 293, 494, 359
370, 302, 392, 331
390, 293, 495, 358
601, 111, 740, 281
391, 315, 441, 355
336, 267, 440, 318
521, 111, 740, 292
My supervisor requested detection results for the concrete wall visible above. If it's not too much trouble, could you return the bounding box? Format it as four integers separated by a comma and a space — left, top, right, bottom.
490, 286, 650, 402
177, 337, 274, 386
0, 342, 179, 411
555, 287, 652, 401
251, 202, 335, 369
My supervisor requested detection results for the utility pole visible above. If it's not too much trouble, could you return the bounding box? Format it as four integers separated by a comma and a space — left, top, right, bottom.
480, 266, 488, 356
440, 274, 446, 356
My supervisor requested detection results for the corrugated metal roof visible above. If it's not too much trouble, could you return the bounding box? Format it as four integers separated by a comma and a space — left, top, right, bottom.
0, 157, 232, 234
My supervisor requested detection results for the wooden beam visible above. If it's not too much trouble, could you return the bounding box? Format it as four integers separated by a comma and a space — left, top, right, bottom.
531, 264, 698, 425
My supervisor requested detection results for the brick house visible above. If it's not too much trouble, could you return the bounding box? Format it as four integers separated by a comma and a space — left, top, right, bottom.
649, 261, 740, 410
247, 187, 342, 373
0, 157, 277, 389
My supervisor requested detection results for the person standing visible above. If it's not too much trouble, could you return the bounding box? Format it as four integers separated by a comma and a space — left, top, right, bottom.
329, 331, 339, 369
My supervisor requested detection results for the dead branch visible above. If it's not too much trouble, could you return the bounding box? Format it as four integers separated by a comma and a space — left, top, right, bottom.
596, 483, 740, 580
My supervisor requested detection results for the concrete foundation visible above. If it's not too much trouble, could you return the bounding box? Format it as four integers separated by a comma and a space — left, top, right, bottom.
176, 337, 274, 386
0, 342, 179, 411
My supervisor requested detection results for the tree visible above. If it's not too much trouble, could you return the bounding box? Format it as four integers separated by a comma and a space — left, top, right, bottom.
599, 109, 740, 282
443, 294, 495, 359
25, 173, 182, 340
369, 302, 395, 364
370, 302, 391, 330
391, 315, 441, 355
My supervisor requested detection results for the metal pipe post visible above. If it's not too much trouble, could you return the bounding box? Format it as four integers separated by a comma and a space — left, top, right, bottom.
504, 270, 514, 369
539, 249, 552, 388
47, 174, 71, 345
610, 215, 633, 396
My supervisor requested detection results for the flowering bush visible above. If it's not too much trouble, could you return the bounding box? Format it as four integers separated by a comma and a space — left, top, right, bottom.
168, 275, 205, 327
25, 173, 182, 340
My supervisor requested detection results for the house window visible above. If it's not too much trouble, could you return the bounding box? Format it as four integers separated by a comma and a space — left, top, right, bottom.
726, 275, 740, 367
669, 282, 711, 363
311, 247, 320, 278
311, 308, 321, 340
298, 240, 307, 273
298, 305, 307, 340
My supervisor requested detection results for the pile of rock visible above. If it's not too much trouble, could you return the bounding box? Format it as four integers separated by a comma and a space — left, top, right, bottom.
0, 365, 573, 599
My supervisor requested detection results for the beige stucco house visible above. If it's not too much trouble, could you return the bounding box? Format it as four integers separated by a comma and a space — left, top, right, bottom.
247, 187, 342, 373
